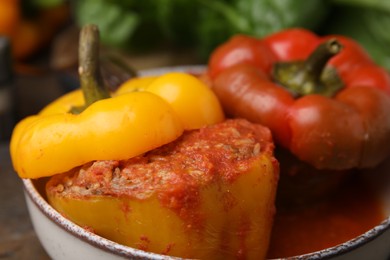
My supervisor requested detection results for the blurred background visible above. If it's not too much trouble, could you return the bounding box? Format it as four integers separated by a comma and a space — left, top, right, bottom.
1, 0, 390, 137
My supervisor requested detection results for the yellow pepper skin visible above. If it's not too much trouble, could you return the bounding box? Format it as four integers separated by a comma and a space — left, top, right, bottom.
117, 72, 225, 129
46, 119, 278, 259
11, 92, 183, 179
47, 157, 276, 259
11, 71, 225, 179
39, 90, 84, 116
40, 72, 225, 130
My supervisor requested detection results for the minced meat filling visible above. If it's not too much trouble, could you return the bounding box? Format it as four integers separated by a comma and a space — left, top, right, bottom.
47, 119, 274, 200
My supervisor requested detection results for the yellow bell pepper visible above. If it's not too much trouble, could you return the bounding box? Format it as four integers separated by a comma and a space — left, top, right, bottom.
38, 90, 84, 115
11, 73, 225, 179
39, 71, 225, 131
117, 72, 225, 130
10, 25, 225, 180
10, 92, 184, 179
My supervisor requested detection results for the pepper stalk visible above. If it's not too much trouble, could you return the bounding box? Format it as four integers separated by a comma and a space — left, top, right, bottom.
273, 39, 344, 97
71, 24, 110, 114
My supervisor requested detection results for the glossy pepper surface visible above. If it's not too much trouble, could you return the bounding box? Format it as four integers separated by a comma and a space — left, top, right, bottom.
117, 72, 224, 130
208, 28, 390, 170
10, 25, 224, 179
46, 119, 279, 259
37, 71, 224, 131
11, 92, 184, 179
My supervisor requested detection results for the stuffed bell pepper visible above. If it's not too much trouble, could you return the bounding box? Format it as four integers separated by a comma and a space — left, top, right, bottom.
10, 25, 279, 259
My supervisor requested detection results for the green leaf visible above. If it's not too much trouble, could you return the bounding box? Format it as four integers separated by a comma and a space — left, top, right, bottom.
195, 0, 329, 59
234, 0, 329, 36
331, 0, 390, 13
75, 0, 140, 48
322, 6, 390, 70
31, 0, 65, 8
154, 0, 199, 46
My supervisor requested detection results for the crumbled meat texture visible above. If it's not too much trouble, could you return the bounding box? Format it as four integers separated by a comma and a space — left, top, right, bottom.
47, 119, 274, 200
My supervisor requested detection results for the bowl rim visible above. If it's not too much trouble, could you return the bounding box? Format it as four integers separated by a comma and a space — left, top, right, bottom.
21, 65, 390, 259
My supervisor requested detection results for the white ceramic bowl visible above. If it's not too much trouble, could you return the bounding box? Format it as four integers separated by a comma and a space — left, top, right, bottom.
23, 159, 389, 260
22, 66, 390, 260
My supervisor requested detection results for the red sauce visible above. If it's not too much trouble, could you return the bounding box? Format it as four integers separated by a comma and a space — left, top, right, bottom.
47, 118, 277, 250
267, 175, 386, 258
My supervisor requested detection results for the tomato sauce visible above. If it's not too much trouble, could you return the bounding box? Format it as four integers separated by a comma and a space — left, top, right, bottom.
267, 174, 386, 258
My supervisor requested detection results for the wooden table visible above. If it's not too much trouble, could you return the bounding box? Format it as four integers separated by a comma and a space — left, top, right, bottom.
0, 142, 50, 259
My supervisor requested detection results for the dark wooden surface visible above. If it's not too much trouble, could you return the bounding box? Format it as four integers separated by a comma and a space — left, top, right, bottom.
0, 142, 50, 260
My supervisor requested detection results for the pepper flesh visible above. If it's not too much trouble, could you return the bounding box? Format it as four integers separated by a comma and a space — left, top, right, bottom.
208, 28, 390, 170
47, 159, 276, 259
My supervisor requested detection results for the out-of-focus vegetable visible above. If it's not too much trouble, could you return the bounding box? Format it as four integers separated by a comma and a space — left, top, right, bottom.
72, 0, 390, 68
323, 2, 390, 70
74, 0, 329, 59
0, 0, 69, 60
0, 0, 20, 38
13, 5, 69, 59
195, 0, 329, 57
74, 0, 144, 49
30, 0, 65, 8
208, 28, 390, 170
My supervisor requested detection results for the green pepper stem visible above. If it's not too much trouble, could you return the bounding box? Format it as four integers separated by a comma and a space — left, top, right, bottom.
71, 24, 110, 114
272, 39, 344, 97
304, 39, 342, 81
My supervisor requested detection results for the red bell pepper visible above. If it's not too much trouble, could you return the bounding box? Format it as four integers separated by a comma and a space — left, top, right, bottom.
208, 28, 390, 170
